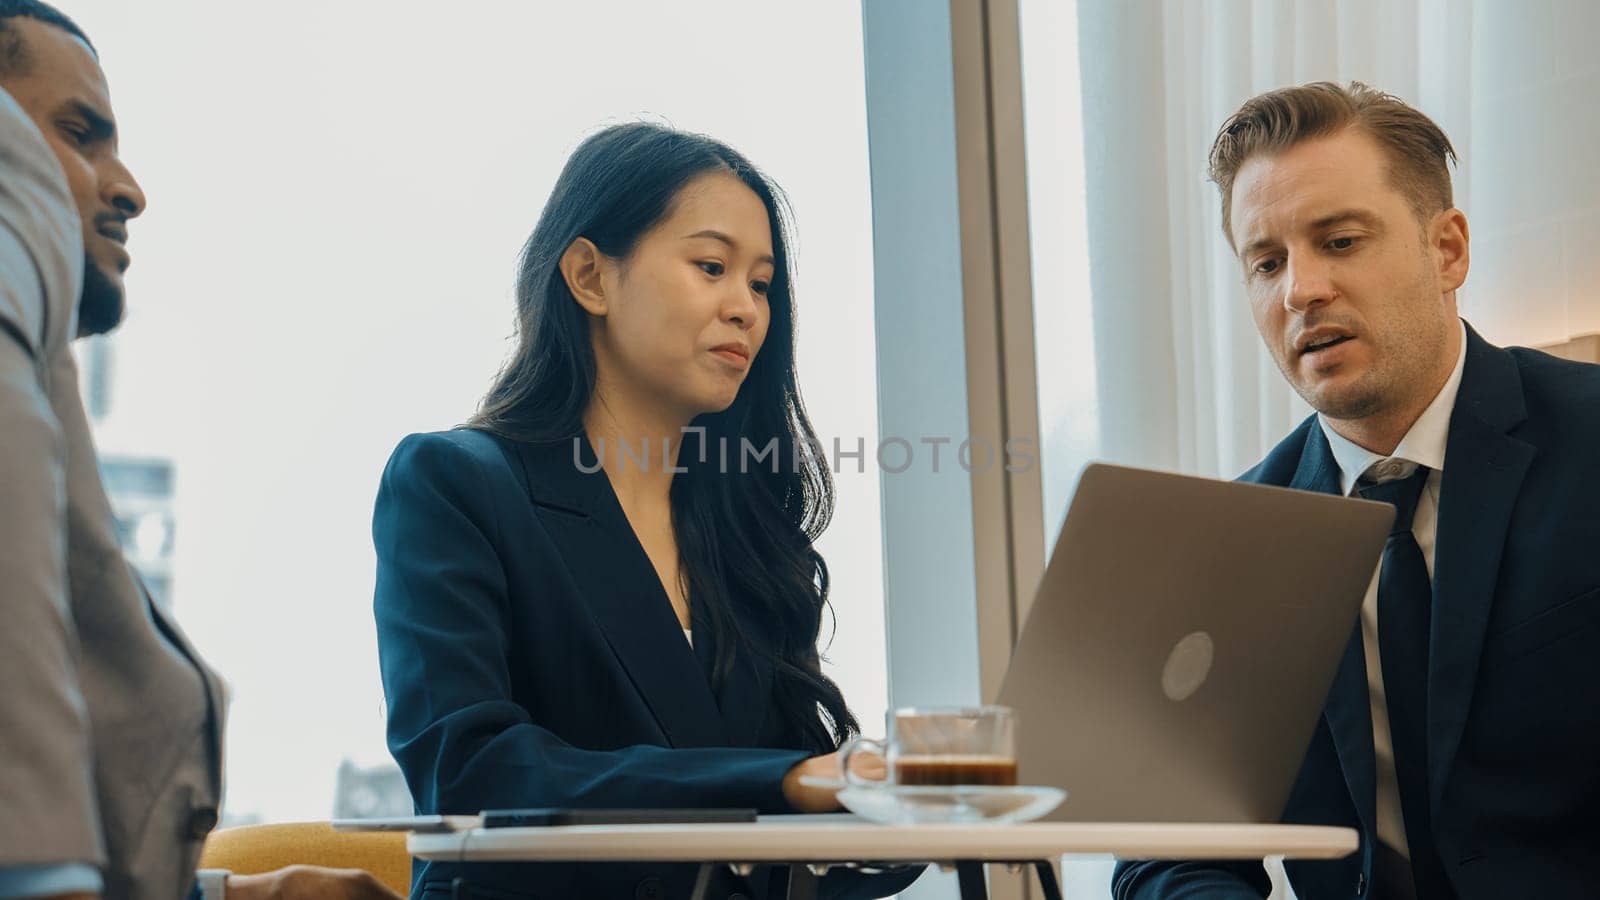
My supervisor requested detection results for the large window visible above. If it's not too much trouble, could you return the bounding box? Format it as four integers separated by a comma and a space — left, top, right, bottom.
1017, 0, 1096, 545
73, 0, 887, 824
1014, 3, 1114, 896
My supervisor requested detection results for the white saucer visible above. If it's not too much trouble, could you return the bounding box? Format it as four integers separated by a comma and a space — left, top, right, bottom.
834, 784, 1066, 826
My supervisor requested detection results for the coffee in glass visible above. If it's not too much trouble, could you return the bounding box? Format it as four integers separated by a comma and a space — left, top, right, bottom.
841, 706, 1017, 788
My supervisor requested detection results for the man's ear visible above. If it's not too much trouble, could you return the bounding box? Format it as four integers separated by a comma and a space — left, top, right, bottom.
1432, 207, 1470, 295
560, 237, 608, 316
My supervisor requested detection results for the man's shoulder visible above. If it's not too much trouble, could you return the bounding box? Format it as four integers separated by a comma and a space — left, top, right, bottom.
1506, 344, 1600, 410
0, 87, 82, 358
1238, 414, 1320, 486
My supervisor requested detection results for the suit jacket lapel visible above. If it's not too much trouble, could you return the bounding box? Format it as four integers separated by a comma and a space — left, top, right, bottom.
146, 586, 228, 784
1290, 424, 1378, 836
1287, 422, 1341, 498
689, 600, 775, 747
1428, 327, 1534, 815
513, 437, 728, 749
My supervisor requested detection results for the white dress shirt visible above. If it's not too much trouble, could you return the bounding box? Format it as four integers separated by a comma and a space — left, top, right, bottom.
1317, 320, 1467, 859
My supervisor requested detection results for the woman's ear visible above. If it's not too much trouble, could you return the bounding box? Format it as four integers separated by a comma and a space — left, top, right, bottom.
560, 237, 608, 316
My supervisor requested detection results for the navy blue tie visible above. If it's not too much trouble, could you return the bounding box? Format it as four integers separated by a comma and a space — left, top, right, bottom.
1358, 464, 1453, 899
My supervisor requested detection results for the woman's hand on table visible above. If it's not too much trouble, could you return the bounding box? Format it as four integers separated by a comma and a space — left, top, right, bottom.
781, 749, 888, 812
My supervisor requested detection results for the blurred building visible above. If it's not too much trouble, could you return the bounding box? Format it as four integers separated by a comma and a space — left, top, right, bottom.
332, 759, 413, 819
98, 455, 176, 607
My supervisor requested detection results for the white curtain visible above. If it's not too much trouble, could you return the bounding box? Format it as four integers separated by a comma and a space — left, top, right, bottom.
1457, 1, 1600, 352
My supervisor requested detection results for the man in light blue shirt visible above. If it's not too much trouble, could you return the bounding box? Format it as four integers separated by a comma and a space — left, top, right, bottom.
0, 4, 399, 899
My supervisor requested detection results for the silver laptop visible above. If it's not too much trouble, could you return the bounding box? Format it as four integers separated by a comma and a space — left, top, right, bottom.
996, 462, 1392, 823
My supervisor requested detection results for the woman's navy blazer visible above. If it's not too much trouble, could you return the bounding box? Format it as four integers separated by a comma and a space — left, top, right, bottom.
374, 428, 911, 900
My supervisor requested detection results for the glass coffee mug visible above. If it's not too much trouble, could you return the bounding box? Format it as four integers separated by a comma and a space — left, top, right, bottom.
839, 705, 1017, 788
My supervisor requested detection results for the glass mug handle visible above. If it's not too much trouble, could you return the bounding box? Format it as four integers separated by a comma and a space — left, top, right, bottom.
837, 736, 887, 787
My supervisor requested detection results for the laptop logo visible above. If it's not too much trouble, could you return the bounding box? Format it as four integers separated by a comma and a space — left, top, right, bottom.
1161, 631, 1214, 702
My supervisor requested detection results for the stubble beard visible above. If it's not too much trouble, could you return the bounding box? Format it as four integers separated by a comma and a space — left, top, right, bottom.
77, 255, 126, 337
1295, 264, 1450, 428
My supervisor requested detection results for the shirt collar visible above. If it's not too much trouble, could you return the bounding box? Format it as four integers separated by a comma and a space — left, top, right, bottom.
1318, 319, 1468, 496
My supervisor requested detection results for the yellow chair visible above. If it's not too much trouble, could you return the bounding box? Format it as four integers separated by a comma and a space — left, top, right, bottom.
198, 822, 411, 897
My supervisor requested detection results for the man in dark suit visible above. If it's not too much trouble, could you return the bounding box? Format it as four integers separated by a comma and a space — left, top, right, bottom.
1114, 81, 1600, 900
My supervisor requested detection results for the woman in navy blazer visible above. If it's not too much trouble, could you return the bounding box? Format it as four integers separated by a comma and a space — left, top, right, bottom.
374, 124, 914, 900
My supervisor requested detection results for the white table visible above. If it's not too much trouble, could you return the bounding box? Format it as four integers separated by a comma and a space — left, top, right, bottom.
409, 816, 1357, 899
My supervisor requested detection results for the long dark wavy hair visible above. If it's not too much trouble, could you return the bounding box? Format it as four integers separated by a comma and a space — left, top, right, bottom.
469, 122, 857, 752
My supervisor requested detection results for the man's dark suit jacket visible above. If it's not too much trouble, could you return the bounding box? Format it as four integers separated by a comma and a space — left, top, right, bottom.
374, 428, 916, 900
1114, 324, 1600, 899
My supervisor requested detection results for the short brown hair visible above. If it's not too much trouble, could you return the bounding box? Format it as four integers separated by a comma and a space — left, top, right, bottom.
1208, 81, 1457, 247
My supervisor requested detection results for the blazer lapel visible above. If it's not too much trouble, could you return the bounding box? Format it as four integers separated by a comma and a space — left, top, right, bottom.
1290, 424, 1378, 836
147, 587, 228, 784
513, 437, 728, 749
1287, 422, 1341, 498
689, 601, 775, 747
1428, 327, 1535, 815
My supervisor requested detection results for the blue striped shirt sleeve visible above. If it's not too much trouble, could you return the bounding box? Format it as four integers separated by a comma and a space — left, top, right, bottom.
0, 864, 103, 899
